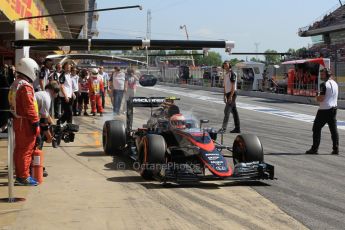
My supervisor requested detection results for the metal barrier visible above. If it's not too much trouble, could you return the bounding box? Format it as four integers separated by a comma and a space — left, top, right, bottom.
0, 118, 25, 202
51, 98, 55, 119
158, 67, 345, 101
339, 82, 345, 100
7, 118, 14, 202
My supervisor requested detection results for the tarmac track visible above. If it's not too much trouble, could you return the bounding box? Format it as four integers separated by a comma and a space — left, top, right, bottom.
140, 85, 345, 230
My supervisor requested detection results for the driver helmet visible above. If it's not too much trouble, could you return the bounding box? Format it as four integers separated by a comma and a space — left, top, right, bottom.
170, 114, 186, 129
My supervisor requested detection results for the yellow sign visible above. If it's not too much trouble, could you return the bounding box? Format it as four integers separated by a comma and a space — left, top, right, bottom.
1, 0, 61, 39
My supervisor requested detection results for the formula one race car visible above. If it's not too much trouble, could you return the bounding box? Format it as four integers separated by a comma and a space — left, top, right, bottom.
102, 97, 274, 183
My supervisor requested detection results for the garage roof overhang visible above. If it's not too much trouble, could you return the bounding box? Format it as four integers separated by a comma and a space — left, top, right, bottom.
13, 39, 235, 52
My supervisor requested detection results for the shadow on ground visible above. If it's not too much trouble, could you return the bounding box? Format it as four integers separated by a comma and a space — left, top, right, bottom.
104, 152, 135, 171
0, 171, 8, 178
253, 99, 293, 104
266, 152, 332, 156
104, 150, 272, 189
77, 151, 106, 157
140, 180, 270, 190
0, 182, 8, 187
107, 175, 144, 183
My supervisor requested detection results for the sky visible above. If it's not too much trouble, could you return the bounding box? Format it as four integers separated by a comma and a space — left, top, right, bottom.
96, 0, 343, 60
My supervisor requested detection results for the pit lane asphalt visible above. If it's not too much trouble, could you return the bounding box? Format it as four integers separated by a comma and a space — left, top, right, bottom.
4, 88, 307, 230
142, 85, 345, 230
6, 85, 344, 229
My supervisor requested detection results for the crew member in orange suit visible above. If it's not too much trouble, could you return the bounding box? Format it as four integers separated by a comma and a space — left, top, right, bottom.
8, 58, 40, 186
88, 68, 104, 116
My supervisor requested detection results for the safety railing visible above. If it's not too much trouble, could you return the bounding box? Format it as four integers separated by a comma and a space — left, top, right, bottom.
159, 74, 345, 101
0, 84, 25, 202
160, 77, 224, 89
0, 117, 24, 202
286, 82, 318, 97
339, 82, 345, 100
7, 118, 15, 202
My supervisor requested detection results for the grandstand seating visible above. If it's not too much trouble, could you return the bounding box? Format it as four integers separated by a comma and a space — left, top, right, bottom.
296, 3, 345, 61
299, 3, 345, 35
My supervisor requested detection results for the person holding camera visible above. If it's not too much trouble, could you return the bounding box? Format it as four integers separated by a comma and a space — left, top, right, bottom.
35, 81, 60, 177
306, 68, 339, 155
35, 81, 60, 145
219, 61, 241, 133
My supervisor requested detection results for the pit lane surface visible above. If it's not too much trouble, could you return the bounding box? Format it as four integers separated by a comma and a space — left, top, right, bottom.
6, 85, 344, 230
144, 85, 345, 230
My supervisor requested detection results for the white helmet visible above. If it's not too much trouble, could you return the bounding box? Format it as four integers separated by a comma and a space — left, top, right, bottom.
16, 58, 39, 82
91, 68, 99, 75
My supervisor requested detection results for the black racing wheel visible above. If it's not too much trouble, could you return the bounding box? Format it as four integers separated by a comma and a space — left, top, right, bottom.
232, 134, 264, 165
103, 120, 127, 156
138, 134, 166, 180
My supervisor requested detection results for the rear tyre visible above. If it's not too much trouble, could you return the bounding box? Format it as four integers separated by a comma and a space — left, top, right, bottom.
139, 134, 166, 180
103, 120, 126, 156
232, 134, 264, 165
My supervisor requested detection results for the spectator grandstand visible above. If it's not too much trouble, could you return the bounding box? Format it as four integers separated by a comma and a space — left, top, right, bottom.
298, 1, 345, 61
299, 2, 345, 36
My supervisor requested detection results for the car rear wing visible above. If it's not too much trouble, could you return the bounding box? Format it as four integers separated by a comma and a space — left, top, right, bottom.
126, 96, 180, 132
130, 97, 166, 108
129, 96, 180, 108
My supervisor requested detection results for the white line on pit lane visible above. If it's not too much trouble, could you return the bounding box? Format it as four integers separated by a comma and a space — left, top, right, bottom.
149, 85, 345, 131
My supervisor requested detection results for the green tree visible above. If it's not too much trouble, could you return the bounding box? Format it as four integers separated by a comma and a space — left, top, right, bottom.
264, 49, 280, 64
228, 58, 241, 66
295, 47, 307, 57
157, 50, 166, 56
194, 51, 222, 66
91, 50, 112, 55
174, 50, 190, 55
192, 50, 202, 65
287, 48, 296, 57
250, 57, 263, 62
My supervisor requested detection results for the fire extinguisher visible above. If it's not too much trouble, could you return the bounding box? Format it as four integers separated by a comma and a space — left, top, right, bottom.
31, 149, 44, 184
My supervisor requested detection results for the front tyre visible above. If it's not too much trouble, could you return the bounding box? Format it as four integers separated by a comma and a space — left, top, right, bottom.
232, 134, 264, 165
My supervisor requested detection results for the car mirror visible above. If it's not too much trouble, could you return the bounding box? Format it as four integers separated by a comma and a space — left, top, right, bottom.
199, 119, 209, 129
139, 74, 157, 87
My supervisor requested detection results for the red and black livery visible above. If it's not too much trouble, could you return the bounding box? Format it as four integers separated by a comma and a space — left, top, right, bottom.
103, 97, 275, 183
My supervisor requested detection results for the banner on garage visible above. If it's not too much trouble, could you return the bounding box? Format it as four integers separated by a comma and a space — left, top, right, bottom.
1, 0, 61, 39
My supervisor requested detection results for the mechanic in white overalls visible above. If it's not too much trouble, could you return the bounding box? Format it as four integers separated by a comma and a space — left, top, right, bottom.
306, 68, 339, 155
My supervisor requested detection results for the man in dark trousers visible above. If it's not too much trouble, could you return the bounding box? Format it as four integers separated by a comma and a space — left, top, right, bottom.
306, 68, 339, 155
219, 61, 241, 133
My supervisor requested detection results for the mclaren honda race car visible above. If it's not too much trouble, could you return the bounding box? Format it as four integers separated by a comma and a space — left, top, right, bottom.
102, 97, 274, 183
